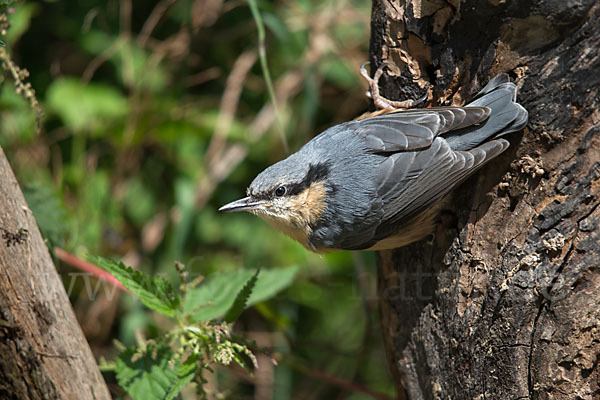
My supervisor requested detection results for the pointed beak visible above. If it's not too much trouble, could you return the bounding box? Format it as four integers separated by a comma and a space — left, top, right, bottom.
219, 196, 265, 213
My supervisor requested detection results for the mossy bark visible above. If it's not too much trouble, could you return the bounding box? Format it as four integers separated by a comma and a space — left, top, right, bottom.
370, 0, 600, 398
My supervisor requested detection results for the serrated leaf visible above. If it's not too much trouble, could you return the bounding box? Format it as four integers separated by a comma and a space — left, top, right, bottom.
116, 343, 195, 400
224, 269, 259, 323
184, 266, 298, 322
232, 343, 258, 373
247, 265, 299, 306
184, 269, 253, 322
165, 355, 199, 400
90, 255, 180, 317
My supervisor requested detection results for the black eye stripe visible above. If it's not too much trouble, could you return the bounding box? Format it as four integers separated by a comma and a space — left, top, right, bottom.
285, 162, 331, 196
251, 162, 331, 200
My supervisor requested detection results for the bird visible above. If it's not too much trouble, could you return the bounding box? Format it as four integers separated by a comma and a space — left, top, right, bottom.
219, 69, 528, 253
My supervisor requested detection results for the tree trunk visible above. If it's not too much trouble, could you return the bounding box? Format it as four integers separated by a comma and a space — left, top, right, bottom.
0, 147, 111, 399
370, 0, 600, 399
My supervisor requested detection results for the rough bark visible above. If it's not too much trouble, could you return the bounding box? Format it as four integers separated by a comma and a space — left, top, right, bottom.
0, 146, 111, 399
370, 0, 600, 399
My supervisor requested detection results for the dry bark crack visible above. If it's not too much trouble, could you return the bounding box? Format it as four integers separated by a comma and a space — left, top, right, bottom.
370, 0, 600, 399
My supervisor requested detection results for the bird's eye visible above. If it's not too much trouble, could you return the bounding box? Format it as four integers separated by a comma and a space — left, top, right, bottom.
275, 186, 286, 197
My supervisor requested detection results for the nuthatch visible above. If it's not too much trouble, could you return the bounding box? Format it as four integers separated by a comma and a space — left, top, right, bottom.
220, 70, 528, 252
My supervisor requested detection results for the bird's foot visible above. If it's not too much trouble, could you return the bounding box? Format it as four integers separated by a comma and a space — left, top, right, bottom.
360, 61, 428, 110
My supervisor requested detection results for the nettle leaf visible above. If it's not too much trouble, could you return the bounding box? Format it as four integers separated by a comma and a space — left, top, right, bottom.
247, 265, 299, 306
224, 269, 259, 323
116, 344, 197, 400
184, 270, 252, 322
165, 355, 199, 400
90, 256, 180, 317
184, 266, 298, 322
232, 343, 259, 373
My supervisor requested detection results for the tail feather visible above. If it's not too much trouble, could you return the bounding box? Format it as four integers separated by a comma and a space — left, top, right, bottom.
444, 74, 528, 151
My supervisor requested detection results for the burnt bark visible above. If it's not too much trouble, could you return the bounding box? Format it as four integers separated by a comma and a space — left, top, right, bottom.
370, 1, 600, 399
0, 147, 111, 399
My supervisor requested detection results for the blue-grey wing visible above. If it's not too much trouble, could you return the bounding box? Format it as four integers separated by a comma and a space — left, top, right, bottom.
324, 74, 527, 249
370, 137, 509, 242
353, 107, 491, 152
325, 108, 509, 250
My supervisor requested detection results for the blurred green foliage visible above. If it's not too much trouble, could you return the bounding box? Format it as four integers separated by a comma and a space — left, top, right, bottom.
1, 0, 395, 398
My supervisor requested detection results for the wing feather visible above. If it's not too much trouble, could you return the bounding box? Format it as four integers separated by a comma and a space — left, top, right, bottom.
355, 107, 490, 153
369, 138, 509, 242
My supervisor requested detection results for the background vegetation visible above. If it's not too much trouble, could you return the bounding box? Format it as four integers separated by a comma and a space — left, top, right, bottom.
1, 0, 395, 398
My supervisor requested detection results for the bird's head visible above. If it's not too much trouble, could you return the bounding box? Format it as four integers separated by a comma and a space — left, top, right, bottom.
219, 160, 332, 249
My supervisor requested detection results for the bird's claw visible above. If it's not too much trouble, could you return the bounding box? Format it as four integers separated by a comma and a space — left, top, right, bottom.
360, 61, 429, 110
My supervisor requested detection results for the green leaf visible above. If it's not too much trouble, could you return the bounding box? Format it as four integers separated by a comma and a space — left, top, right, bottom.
0, 84, 38, 143
165, 355, 199, 400
247, 265, 299, 306
79, 31, 168, 92
90, 256, 180, 317
123, 178, 156, 226
23, 182, 68, 249
184, 266, 298, 322
320, 58, 357, 89
116, 343, 196, 400
3, 3, 38, 45
224, 269, 259, 323
184, 269, 253, 322
170, 177, 196, 260
231, 343, 258, 373
46, 77, 128, 134
0, 0, 17, 9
